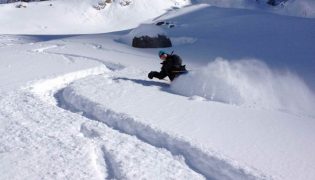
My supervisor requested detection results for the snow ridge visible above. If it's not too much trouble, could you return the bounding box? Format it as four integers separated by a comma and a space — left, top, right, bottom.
60, 84, 267, 180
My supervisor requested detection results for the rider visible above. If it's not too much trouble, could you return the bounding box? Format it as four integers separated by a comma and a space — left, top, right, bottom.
148, 50, 187, 81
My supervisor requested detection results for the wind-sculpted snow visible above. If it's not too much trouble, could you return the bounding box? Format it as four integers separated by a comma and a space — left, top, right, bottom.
171, 58, 315, 117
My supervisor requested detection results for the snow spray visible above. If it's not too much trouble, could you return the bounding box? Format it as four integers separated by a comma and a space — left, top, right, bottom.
171, 58, 315, 117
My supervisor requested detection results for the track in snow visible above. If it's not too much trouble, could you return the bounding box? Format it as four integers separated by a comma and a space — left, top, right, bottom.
26, 44, 206, 179
53, 75, 206, 180
26, 43, 264, 180
58, 82, 265, 180
29, 43, 124, 71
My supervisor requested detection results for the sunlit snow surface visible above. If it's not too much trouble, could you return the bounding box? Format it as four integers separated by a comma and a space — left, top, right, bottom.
1, 1, 315, 180
0, 0, 189, 34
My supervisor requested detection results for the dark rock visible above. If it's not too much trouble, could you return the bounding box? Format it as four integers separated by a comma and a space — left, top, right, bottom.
156, 22, 165, 26
155, 21, 176, 29
132, 35, 172, 48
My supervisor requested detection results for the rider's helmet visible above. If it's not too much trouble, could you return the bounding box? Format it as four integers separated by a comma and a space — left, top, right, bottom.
158, 50, 168, 60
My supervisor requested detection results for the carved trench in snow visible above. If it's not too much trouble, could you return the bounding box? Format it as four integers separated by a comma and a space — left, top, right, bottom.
54, 78, 262, 180
29, 44, 262, 180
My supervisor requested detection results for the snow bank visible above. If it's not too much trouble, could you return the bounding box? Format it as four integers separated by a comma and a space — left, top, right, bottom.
171, 58, 315, 116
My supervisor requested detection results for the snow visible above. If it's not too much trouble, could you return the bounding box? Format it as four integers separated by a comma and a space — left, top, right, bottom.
281, 0, 315, 18
171, 58, 315, 117
1, 0, 315, 180
194, 0, 315, 18
154, 5, 315, 90
61, 66, 315, 180
0, 0, 189, 34
0, 90, 203, 180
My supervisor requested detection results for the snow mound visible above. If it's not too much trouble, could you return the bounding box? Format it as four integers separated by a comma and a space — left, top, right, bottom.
171, 58, 315, 116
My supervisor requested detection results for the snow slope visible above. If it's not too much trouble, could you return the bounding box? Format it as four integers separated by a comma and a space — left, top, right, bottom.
1, 1, 315, 180
0, 0, 188, 34
62, 63, 315, 180
0, 89, 204, 180
1, 0, 314, 35
193, 0, 315, 18
151, 4, 315, 91
54, 31, 314, 179
0, 36, 206, 179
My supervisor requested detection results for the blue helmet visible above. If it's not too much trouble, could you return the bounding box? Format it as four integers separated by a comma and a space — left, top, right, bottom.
159, 50, 167, 57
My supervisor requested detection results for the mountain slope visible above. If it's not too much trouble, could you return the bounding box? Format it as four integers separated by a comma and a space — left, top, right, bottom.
0, 0, 188, 34
0, 1, 315, 180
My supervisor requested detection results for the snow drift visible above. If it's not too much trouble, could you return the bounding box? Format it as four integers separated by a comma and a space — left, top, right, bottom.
171, 58, 315, 116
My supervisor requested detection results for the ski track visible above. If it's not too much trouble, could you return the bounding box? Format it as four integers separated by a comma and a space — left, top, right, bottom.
27, 67, 207, 180
79, 125, 119, 180
25, 44, 207, 179
60, 84, 265, 180
23, 42, 265, 180
78, 119, 121, 180
47, 52, 125, 71
0, 92, 96, 180
31, 44, 64, 53
52, 72, 207, 180
28, 44, 124, 71
83, 42, 153, 59
100, 145, 121, 180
